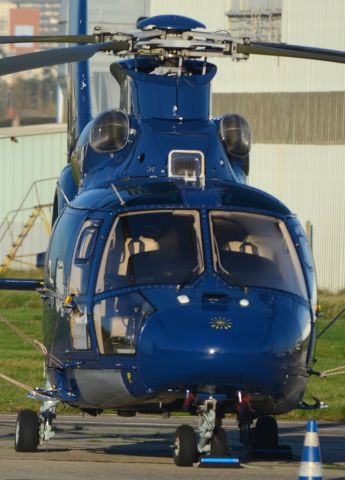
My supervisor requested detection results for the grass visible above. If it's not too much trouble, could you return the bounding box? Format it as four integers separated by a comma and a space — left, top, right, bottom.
283, 290, 345, 422
0, 284, 344, 419
0, 289, 43, 412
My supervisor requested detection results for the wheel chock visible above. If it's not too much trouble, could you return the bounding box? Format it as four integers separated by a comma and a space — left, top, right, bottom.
250, 445, 292, 460
198, 456, 241, 468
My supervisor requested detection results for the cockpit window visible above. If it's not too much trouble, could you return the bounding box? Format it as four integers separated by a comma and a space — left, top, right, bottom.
70, 219, 101, 295
210, 211, 308, 299
96, 210, 203, 291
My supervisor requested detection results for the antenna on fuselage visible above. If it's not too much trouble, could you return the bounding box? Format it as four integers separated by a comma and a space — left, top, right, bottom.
56, 182, 71, 206
111, 183, 125, 206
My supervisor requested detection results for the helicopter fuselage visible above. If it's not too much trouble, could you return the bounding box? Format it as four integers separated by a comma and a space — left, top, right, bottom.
43, 176, 317, 416
38, 51, 319, 417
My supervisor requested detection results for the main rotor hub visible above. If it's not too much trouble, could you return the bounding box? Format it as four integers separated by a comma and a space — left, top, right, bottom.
136, 14, 206, 32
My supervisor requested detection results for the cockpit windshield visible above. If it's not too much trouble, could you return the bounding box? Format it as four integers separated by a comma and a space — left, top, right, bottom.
96, 209, 204, 291
210, 211, 308, 299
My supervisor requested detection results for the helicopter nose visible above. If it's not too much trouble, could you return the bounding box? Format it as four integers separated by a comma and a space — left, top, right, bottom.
137, 299, 303, 394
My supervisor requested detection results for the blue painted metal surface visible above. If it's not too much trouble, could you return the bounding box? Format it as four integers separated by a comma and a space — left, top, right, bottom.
120, 58, 216, 119
137, 14, 206, 31
0, 278, 42, 290
68, 0, 92, 150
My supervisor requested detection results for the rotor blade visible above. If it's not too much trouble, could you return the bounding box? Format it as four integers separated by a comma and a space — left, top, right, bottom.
237, 41, 345, 64
0, 40, 130, 76
0, 31, 151, 45
0, 34, 97, 44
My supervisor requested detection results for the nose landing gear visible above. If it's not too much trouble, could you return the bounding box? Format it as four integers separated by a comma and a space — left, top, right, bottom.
173, 397, 239, 467
197, 398, 228, 456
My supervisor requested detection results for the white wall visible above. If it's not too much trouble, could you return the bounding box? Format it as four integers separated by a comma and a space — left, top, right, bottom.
149, 0, 345, 93
249, 144, 345, 292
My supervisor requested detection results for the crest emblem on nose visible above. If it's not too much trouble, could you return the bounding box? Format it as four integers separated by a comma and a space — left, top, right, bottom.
210, 317, 232, 330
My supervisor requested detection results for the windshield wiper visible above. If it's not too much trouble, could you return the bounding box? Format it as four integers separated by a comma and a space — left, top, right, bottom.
218, 267, 248, 295
176, 264, 200, 292
213, 241, 248, 295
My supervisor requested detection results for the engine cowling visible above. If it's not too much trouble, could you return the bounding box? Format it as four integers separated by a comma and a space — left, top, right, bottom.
218, 113, 251, 176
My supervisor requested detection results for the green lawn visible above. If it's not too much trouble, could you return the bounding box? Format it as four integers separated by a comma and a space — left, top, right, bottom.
284, 291, 345, 422
0, 290, 43, 412
0, 288, 344, 419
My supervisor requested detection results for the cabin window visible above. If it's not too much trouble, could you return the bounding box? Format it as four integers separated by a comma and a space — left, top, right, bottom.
93, 292, 154, 355
70, 219, 101, 295
96, 209, 203, 291
210, 211, 308, 299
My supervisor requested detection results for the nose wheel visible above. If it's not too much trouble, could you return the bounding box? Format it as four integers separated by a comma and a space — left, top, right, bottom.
173, 397, 231, 466
173, 424, 198, 466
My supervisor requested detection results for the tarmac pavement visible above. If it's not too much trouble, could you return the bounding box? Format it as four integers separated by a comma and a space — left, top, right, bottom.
0, 414, 344, 480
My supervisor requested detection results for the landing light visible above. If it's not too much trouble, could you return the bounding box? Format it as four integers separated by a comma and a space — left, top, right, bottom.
177, 294, 190, 304
239, 298, 249, 307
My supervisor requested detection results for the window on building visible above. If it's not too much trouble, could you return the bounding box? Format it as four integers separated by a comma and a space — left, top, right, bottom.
226, 2, 282, 42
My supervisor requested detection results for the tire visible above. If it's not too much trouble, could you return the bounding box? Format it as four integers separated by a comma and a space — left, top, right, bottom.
254, 415, 278, 449
15, 409, 39, 452
211, 426, 228, 456
173, 425, 197, 467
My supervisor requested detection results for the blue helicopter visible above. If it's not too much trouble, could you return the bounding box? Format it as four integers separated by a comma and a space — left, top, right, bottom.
0, 1, 344, 467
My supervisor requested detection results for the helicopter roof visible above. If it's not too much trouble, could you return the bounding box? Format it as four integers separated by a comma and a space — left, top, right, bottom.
71, 179, 290, 216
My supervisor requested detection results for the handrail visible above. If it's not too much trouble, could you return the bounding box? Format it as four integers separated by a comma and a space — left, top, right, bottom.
0, 177, 57, 244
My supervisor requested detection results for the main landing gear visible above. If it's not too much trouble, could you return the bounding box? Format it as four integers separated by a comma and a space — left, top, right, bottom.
173, 398, 229, 467
237, 395, 292, 459
14, 398, 58, 452
15, 409, 39, 452
173, 394, 293, 466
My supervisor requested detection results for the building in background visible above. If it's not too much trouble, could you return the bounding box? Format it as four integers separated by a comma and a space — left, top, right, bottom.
227, 3, 281, 41
12, 0, 62, 37
9, 6, 40, 54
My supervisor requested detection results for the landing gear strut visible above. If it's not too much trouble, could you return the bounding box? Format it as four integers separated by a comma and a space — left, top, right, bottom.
38, 398, 58, 444
198, 398, 228, 456
173, 397, 229, 466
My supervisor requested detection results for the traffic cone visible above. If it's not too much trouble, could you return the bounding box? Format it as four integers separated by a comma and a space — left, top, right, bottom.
298, 420, 323, 480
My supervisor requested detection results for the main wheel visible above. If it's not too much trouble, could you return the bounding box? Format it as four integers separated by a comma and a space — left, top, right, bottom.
254, 415, 278, 448
210, 426, 228, 456
173, 425, 197, 467
15, 409, 39, 452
